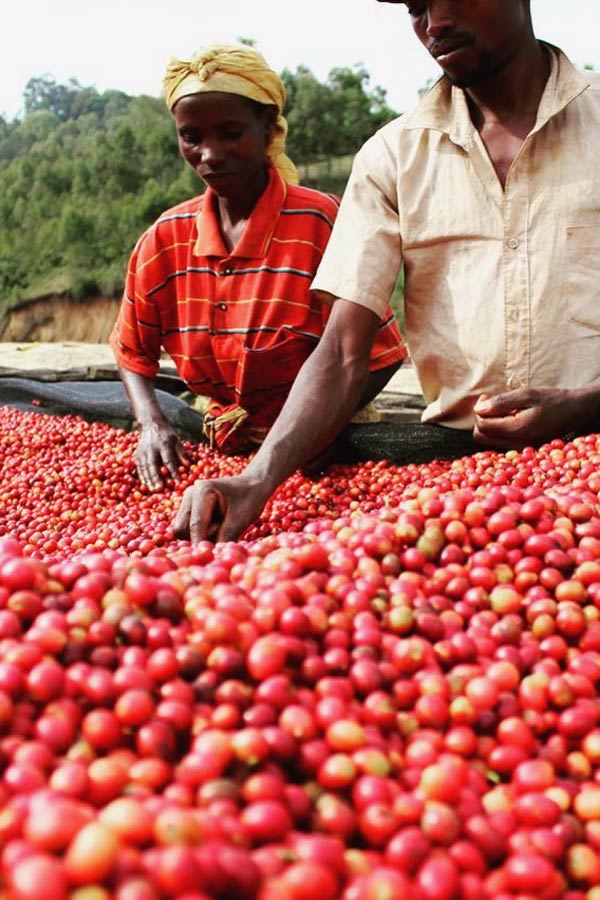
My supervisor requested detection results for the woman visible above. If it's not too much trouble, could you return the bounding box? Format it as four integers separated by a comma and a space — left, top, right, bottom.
110, 43, 406, 489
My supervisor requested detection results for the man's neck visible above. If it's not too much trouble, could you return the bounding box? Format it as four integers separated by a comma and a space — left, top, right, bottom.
466, 40, 550, 128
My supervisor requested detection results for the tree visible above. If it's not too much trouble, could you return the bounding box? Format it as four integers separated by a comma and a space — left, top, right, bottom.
282, 66, 339, 164
23, 75, 113, 122
328, 66, 396, 152
282, 64, 398, 165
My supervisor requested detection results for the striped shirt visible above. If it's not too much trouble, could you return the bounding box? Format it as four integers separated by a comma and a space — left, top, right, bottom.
110, 167, 406, 442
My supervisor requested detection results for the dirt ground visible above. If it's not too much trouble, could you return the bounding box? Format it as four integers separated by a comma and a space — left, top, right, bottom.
0, 296, 120, 344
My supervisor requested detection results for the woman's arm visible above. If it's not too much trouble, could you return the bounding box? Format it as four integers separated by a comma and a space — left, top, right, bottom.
118, 366, 190, 489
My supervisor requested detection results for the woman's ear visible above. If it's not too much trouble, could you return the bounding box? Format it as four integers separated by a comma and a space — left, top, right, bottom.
262, 105, 278, 142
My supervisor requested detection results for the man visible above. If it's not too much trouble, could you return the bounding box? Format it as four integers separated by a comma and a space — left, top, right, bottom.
173, 0, 600, 542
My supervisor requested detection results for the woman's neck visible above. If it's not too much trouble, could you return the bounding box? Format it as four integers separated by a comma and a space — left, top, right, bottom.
216, 166, 269, 252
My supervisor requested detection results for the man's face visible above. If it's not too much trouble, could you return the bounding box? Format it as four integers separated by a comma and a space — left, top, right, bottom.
389, 0, 531, 88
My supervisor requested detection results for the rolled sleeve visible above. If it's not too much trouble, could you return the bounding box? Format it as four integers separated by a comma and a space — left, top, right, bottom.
109, 237, 162, 379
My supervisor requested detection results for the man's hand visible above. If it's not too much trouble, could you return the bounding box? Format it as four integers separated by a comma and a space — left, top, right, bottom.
172, 475, 270, 543
171, 298, 381, 542
135, 421, 190, 490
473, 387, 576, 449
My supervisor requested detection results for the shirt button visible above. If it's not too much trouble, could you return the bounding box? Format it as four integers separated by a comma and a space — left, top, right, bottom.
507, 238, 519, 249
219, 303, 227, 311
507, 375, 522, 390
221, 267, 233, 275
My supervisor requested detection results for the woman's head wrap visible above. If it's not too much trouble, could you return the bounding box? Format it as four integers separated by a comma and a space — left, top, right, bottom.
163, 43, 298, 185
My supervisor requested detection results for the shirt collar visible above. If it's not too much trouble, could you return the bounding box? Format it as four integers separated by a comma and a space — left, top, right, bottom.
533, 43, 590, 133
402, 42, 591, 147
193, 166, 287, 259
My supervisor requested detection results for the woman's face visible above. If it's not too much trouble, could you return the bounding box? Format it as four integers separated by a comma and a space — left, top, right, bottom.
173, 92, 274, 201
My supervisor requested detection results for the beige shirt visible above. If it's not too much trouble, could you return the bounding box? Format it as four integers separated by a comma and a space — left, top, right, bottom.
312, 46, 600, 429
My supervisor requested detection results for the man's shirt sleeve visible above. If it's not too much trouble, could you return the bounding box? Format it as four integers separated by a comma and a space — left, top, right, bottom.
311, 130, 403, 319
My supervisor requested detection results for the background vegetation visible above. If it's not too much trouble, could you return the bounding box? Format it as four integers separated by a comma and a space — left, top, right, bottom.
0, 66, 401, 320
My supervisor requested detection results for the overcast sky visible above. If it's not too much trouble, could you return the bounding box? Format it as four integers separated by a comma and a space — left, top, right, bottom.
2, 0, 598, 122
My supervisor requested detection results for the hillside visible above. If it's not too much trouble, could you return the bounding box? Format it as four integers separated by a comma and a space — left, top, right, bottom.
0, 84, 198, 327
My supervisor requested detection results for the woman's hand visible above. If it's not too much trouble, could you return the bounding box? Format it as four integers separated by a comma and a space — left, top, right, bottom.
116, 366, 191, 490
135, 421, 190, 490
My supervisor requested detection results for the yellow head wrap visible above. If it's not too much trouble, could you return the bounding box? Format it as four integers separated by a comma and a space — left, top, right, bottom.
163, 43, 298, 185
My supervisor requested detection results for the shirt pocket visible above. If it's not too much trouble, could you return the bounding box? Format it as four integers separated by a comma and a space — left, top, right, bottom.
237, 328, 319, 401
566, 225, 600, 331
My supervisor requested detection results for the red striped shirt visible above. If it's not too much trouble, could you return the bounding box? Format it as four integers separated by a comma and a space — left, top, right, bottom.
110, 168, 406, 435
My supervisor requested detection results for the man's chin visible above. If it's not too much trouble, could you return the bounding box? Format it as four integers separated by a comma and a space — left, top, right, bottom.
441, 55, 501, 90
441, 65, 483, 89
443, 72, 472, 89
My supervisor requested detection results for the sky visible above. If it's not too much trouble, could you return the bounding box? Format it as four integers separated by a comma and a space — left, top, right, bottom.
2, 0, 598, 123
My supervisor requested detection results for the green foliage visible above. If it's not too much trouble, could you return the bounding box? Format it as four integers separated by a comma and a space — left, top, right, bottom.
282, 63, 398, 178
0, 66, 399, 311
0, 78, 192, 307
23, 75, 124, 123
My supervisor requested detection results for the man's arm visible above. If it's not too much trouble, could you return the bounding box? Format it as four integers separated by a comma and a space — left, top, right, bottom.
473, 384, 600, 449
172, 298, 380, 542
118, 366, 190, 489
